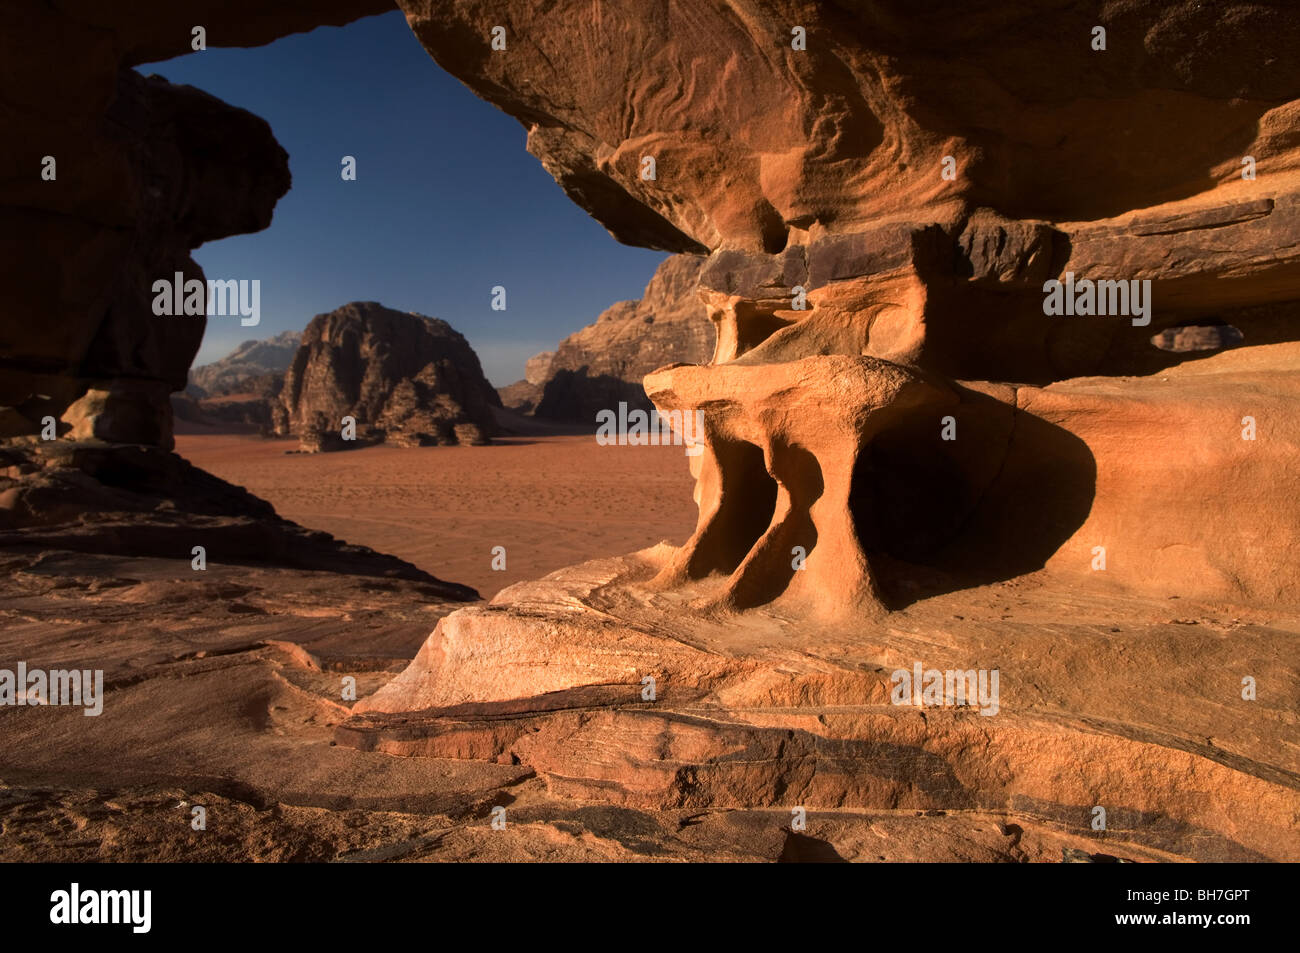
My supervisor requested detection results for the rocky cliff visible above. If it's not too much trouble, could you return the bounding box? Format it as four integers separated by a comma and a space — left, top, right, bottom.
496, 350, 554, 414
174, 330, 300, 432
275, 302, 500, 451
517, 254, 713, 422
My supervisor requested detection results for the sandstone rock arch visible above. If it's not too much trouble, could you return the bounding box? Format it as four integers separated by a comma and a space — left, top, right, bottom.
8, 2, 1300, 610
6, 1, 1300, 861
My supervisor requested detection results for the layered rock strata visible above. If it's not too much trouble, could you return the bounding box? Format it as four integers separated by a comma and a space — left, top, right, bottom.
6, 0, 1300, 861
337, 0, 1300, 861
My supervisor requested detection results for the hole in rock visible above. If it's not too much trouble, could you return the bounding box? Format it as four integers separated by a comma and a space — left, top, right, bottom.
757, 201, 790, 255
1129, 298, 1300, 377
138, 11, 700, 600
731, 303, 796, 361
849, 388, 1095, 606
701, 438, 777, 576
919, 267, 1278, 384
851, 419, 979, 565
728, 441, 822, 609
1149, 322, 1244, 353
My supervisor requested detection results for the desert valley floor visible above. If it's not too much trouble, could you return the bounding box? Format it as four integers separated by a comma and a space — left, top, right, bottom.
174, 434, 699, 599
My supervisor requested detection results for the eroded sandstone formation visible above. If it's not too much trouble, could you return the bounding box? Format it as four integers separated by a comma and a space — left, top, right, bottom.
392, 0, 1300, 615
274, 302, 500, 450
1, 0, 389, 446
340, 0, 1300, 860
5, 0, 1299, 861
0, 68, 292, 450
0, 2, 454, 585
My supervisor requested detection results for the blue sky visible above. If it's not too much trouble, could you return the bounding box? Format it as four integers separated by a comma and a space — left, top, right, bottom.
145, 10, 667, 385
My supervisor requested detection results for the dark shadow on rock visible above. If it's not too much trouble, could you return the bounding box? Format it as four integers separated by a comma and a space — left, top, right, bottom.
534, 368, 653, 425
0, 442, 479, 597
851, 384, 1096, 609
778, 831, 849, 863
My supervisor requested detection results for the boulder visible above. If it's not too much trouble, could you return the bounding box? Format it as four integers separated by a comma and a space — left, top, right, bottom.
61, 379, 175, 449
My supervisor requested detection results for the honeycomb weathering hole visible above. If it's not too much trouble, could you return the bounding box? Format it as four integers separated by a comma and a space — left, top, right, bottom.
708, 438, 778, 575
850, 394, 1097, 605
726, 440, 824, 609
1150, 323, 1244, 352
851, 426, 978, 565
673, 437, 779, 582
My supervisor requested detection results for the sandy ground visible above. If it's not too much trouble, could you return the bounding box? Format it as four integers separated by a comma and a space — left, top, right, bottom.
174, 433, 698, 598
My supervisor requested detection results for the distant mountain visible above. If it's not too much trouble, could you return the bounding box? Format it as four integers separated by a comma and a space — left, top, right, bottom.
274, 302, 501, 451
188, 330, 301, 398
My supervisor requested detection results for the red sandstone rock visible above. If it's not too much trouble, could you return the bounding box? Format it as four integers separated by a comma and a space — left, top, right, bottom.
6, 0, 1300, 863
337, 0, 1300, 864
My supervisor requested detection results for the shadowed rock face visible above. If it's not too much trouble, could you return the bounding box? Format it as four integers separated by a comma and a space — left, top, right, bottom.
0, 70, 292, 449
0, 2, 453, 584
528, 255, 714, 422
276, 302, 501, 450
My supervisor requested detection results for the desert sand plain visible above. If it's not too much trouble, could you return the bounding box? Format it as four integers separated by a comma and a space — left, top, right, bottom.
174, 432, 698, 599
